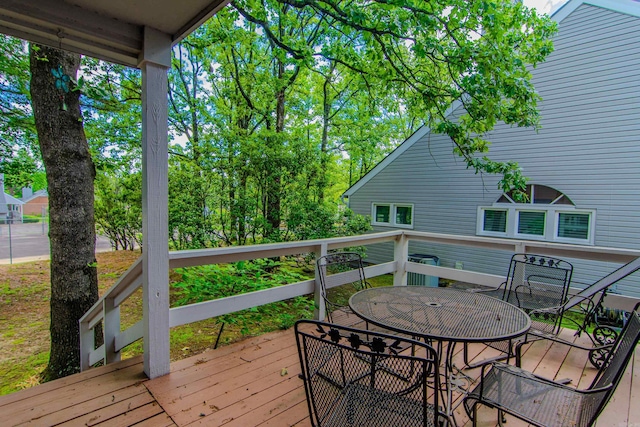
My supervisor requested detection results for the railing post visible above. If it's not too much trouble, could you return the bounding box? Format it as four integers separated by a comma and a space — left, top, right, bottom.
393, 233, 409, 286
104, 297, 121, 364
314, 243, 328, 320
79, 317, 94, 371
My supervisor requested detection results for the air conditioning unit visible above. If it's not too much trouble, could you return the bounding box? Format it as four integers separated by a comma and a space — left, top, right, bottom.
408, 254, 440, 287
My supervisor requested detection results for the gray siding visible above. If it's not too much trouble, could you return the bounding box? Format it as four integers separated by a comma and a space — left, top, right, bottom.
350, 4, 640, 297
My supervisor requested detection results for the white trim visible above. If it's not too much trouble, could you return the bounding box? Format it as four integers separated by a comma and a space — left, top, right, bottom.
554, 210, 595, 245
371, 203, 391, 225
477, 205, 595, 245
371, 202, 415, 229
2, 193, 24, 205
552, 0, 640, 23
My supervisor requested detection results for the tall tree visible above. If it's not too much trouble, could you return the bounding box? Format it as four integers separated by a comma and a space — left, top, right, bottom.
233, 0, 556, 194
29, 44, 99, 380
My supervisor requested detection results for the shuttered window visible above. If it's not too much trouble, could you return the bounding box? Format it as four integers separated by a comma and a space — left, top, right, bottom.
477, 185, 594, 244
483, 209, 507, 233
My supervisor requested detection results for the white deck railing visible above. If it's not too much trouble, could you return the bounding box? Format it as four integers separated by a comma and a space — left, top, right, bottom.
79, 230, 640, 370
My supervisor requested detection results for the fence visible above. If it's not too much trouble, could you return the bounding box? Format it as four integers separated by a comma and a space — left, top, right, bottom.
79, 229, 640, 372
0, 220, 113, 264
0, 220, 49, 264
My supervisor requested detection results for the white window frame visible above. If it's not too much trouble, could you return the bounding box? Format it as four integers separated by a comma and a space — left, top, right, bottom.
476, 207, 509, 237
514, 209, 547, 239
371, 203, 414, 229
554, 210, 595, 245
477, 205, 595, 245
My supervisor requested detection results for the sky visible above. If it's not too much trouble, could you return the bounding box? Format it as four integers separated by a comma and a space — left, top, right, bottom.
522, 0, 568, 14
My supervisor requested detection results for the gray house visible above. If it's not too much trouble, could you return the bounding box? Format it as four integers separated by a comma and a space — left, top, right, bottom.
343, 0, 640, 297
0, 173, 24, 223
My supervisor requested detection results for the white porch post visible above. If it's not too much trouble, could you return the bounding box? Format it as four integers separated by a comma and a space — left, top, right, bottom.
139, 27, 171, 379
314, 243, 329, 320
393, 233, 409, 286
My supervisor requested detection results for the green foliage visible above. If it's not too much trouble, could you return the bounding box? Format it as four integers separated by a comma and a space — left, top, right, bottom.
168, 160, 218, 250
0, 148, 42, 193
0, 0, 558, 252
94, 172, 142, 250
283, 203, 371, 243
172, 259, 306, 305
172, 260, 313, 335
0, 36, 37, 155
233, 0, 557, 192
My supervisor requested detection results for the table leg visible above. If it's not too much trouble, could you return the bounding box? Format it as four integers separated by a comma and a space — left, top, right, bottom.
443, 341, 475, 427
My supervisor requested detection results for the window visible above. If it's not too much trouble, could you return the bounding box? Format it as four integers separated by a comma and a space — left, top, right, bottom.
374, 204, 390, 223
517, 211, 545, 236
557, 212, 591, 240
372, 203, 413, 228
483, 209, 507, 233
396, 206, 412, 225
477, 185, 594, 244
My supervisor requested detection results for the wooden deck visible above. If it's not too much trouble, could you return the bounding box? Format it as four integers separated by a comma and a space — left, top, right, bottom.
1, 311, 638, 427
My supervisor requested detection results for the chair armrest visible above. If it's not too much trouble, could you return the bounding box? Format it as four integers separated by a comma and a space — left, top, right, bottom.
526, 304, 563, 317
468, 281, 506, 296
519, 330, 613, 352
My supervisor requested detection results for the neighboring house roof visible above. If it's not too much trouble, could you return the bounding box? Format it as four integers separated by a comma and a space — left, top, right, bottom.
4, 193, 24, 205
22, 190, 49, 203
343, 0, 640, 198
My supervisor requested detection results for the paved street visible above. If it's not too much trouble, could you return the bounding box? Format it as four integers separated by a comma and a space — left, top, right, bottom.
0, 222, 113, 264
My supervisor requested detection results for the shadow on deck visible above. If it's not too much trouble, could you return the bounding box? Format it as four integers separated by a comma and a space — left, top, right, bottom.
1, 311, 638, 426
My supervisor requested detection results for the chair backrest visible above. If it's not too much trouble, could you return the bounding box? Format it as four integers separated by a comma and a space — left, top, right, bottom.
503, 253, 573, 310
295, 319, 441, 427
316, 252, 369, 309
582, 303, 640, 424
563, 257, 640, 312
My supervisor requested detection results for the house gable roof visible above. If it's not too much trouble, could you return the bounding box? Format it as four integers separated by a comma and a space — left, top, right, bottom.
22, 190, 49, 203
3, 193, 24, 205
342, 0, 640, 198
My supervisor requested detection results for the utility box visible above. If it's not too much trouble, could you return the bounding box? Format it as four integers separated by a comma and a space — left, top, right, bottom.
408, 254, 440, 287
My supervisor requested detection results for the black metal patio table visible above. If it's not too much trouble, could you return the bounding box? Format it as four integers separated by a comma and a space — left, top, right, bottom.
349, 286, 531, 426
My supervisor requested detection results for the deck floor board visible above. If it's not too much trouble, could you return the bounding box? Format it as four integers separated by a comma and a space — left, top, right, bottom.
0, 313, 636, 427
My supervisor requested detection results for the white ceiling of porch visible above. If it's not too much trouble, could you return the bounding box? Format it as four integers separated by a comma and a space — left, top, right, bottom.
0, 0, 230, 67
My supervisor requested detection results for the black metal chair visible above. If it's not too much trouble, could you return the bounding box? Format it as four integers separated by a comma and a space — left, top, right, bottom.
316, 252, 370, 324
465, 253, 573, 367
295, 319, 444, 427
463, 302, 640, 427
316, 251, 416, 354
516, 256, 640, 368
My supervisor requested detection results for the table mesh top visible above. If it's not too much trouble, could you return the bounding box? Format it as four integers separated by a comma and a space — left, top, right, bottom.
349, 287, 531, 342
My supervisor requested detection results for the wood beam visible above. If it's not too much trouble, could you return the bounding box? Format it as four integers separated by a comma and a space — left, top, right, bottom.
0, 0, 142, 66
140, 26, 171, 379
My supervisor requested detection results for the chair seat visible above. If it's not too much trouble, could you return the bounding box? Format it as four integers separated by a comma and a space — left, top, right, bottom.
464, 363, 606, 427
323, 383, 437, 427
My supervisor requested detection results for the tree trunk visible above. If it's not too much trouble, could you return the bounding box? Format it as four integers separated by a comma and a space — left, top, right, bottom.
264, 57, 285, 240
29, 44, 99, 380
